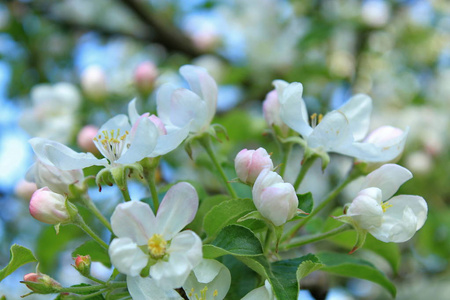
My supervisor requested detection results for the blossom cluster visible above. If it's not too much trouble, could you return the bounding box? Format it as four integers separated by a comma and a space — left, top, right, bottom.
11, 64, 428, 299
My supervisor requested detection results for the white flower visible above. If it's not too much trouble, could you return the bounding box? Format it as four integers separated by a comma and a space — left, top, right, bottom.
128, 99, 190, 157
108, 182, 202, 289
20, 83, 81, 144
29, 110, 159, 170
276, 80, 408, 162
252, 169, 298, 226
157, 65, 217, 134
25, 159, 83, 194
242, 280, 274, 300
126, 259, 231, 300
29, 187, 70, 224
345, 164, 428, 243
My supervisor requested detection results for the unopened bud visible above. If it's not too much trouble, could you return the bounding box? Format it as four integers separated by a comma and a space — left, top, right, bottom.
73, 255, 91, 276
134, 61, 158, 95
22, 272, 61, 294
80, 65, 107, 101
14, 179, 37, 201
29, 187, 71, 224
77, 125, 99, 154
235, 148, 274, 184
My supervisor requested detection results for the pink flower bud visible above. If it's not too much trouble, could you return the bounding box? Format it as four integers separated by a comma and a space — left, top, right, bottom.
262, 89, 289, 136
74, 255, 91, 276
14, 180, 37, 201
235, 148, 274, 184
149, 114, 167, 135
77, 125, 99, 154
29, 187, 70, 224
134, 61, 158, 94
80, 65, 107, 101
22, 272, 61, 293
252, 169, 298, 226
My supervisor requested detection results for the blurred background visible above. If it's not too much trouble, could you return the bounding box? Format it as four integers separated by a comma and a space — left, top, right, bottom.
0, 0, 449, 299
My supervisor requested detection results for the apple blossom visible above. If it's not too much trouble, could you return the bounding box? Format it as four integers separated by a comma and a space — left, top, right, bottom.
235, 148, 274, 184
73, 255, 91, 276
157, 65, 217, 134
252, 169, 298, 226
262, 89, 289, 136
14, 179, 37, 201
22, 273, 61, 294
29, 187, 70, 224
77, 125, 99, 154
343, 164, 428, 243
26, 159, 83, 194
108, 182, 202, 289
29, 111, 159, 170
276, 80, 408, 162
80, 65, 107, 101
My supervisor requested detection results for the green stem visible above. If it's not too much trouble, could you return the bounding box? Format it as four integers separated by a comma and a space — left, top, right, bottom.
120, 187, 131, 202
82, 196, 112, 233
282, 174, 359, 242
74, 215, 109, 249
60, 284, 106, 293
279, 143, 292, 178
280, 224, 352, 251
263, 229, 273, 254
293, 156, 317, 191
78, 289, 107, 299
86, 274, 106, 285
147, 167, 160, 212
200, 135, 237, 198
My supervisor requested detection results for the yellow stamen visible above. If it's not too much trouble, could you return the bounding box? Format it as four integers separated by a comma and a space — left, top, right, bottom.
310, 113, 324, 128
147, 234, 167, 258
213, 289, 218, 297
381, 202, 393, 213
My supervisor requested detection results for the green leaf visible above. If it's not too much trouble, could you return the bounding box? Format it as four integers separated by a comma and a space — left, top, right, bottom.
0, 244, 37, 282
297, 192, 313, 214
317, 252, 396, 297
203, 198, 259, 238
203, 225, 263, 258
295, 253, 324, 281
189, 194, 230, 234
72, 240, 111, 268
220, 256, 259, 299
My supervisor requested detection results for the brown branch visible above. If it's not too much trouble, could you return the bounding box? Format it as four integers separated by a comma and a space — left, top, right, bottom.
117, 0, 203, 57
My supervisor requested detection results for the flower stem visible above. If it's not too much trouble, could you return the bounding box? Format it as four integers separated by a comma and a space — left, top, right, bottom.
263, 229, 273, 254
293, 155, 317, 191
148, 167, 160, 212
279, 142, 292, 178
200, 135, 237, 198
280, 224, 352, 251
74, 215, 109, 249
282, 173, 359, 242
82, 196, 112, 233
120, 187, 131, 202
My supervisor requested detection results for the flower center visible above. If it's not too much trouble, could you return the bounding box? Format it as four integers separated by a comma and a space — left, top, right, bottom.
310, 113, 323, 128
381, 201, 393, 213
188, 286, 219, 300
147, 234, 167, 259
93, 129, 129, 162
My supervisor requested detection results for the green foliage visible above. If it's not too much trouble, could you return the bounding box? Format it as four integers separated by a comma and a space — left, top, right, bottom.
189, 194, 230, 234
297, 192, 314, 215
0, 244, 37, 283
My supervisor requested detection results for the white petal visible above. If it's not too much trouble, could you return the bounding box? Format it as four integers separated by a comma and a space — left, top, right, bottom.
93, 114, 132, 160
150, 124, 190, 157
108, 238, 148, 276
242, 281, 274, 300
30, 137, 107, 170
127, 98, 140, 124
171, 88, 208, 132
156, 183, 199, 240
338, 94, 372, 141
385, 195, 428, 230
111, 201, 156, 245
258, 184, 293, 226
168, 231, 203, 269
157, 83, 178, 127
343, 128, 409, 162
278, 81, 312, 137
361, 164, 412, 201
347, 190, 384, 229
369, 206, 418, 243
180, 65, 217, 123
127, 276, 183, 300
252, 169, 284, 205
183, 259, 231, 300
307, 110, 354, 151
116, 117, 158, 164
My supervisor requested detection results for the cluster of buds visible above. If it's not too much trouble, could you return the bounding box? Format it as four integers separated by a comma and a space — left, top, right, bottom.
21, 272, 61, 294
